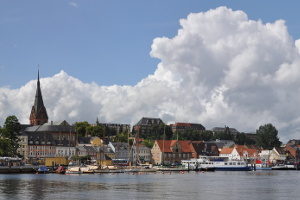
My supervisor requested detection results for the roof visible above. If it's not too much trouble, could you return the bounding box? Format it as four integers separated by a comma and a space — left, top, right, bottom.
220, 147, 234, 154
234, 145, 258, 157
78, 137, 91, 144
155, 140, 192, 153
30, 70, 48, 121
274, 147, 286, 155
24, 124, 75, 133
135, 117, 164, 126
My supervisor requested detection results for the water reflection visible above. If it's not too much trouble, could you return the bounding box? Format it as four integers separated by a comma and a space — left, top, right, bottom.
0, 172, 298, 200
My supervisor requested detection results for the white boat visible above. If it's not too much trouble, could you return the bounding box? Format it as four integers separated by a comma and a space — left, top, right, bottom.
272, 164, 296, 170
182, 156, 251, 171
65, 166, 82, 174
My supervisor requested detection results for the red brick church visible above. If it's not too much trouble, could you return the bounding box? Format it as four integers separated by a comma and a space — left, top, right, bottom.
29, 70, 48, 125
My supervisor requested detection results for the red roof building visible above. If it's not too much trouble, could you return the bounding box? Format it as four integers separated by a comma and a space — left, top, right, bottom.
151, 140, 193, 165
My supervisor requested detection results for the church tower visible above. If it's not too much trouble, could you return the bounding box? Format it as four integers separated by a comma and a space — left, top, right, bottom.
29, 70, 48, 125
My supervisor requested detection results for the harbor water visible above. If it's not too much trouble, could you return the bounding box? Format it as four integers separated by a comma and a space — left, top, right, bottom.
0, 171, 299, 200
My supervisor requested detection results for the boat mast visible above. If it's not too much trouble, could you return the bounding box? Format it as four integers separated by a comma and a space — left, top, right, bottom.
162, 125, 165, 165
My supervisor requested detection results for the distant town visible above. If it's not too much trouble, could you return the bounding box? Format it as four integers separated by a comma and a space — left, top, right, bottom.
0, 72, 299, 173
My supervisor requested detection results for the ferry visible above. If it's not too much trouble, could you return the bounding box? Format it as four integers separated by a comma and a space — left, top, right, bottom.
182, 156, 251, 171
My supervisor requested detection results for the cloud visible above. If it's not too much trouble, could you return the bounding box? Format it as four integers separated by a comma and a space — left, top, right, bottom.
1, 6, 300, 141
68, 2, 78, 8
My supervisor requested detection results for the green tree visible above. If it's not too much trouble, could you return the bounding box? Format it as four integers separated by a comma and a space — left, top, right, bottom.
113, 132, 128, 143
142, 139, 154, 148
256, 123, 281, 149
74, 121, 90, 137
87, 125, 105, 138
0, 138, 14, 157
1, 116, 21, 156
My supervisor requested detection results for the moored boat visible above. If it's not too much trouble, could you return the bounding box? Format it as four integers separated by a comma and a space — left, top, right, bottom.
65, 166, 82, 174
182, 156, 251, 171
55, 166, 66, 174
36, 166, 49, 174
272, 164, 296, 170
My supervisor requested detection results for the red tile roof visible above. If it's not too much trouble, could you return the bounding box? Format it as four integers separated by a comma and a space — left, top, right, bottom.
220, 147, 234, 154
234, 145, 258, 157
156, 140, 193, 153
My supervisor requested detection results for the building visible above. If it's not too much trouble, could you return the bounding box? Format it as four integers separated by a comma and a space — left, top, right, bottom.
189, 141, 219, 158
170, 122, 205, 133
29, 70, 48, 126
98, 123, 130, 134
132, 144, 152, 164
112, 142, 130, 160
207, 139, 235, 151
285, 140, 300, 162
151, 140, 192, 165
17, 134, 29, 159
133, 117, 164, 133
259, 147, 287, 164
219, 145, 258, 160
212, 126, 239, 136
18, 72, 77, 162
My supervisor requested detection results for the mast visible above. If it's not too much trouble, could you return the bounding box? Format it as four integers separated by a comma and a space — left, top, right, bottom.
162, 125, 165, 165
135, 127, 140, 165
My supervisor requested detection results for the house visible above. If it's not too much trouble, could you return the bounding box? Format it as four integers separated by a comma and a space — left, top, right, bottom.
132, 144, 152, 164
151, 140, 192, 165
259, 147, 287, 164
285, 140, 300, 162
112, 142, 130, 160
189, 141, 219, 158
219, 145, 258, 160
207, 140, 235, 151
76, 146, 98, 160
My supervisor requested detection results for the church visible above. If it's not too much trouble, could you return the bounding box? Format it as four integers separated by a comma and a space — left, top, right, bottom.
17, 71, 77, 162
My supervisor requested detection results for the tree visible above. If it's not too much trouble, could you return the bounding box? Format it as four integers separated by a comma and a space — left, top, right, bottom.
113, 132, 128, 143
87, 125, 105, 138
142, 139, 154, 148
0, 138, 14, 157
256, 123, 281, 149
74, 121, 90, 137
1, 116, 21, 156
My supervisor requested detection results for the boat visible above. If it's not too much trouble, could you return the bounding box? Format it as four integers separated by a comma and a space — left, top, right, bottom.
80, 165, 98, 174
182, 156, 251, 171
181, 158, 215, 171
272, 164, 296, 170
36, 166, 49, 174
55, 166, 66, 174
65, 166, 82, 174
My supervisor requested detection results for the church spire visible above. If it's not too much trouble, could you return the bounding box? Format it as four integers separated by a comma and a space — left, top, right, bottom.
29, 70, 48, 125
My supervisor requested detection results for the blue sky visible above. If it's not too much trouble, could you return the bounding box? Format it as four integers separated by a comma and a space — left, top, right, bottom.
1, 0, 300, 88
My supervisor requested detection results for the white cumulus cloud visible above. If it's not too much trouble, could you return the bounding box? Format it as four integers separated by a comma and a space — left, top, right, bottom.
1, 6, 300, 141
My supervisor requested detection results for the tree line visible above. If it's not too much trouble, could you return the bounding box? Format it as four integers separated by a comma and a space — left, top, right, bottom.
133, 123, 282, 149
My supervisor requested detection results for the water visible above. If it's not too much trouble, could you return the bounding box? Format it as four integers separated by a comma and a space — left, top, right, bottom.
0, 171, 298, 200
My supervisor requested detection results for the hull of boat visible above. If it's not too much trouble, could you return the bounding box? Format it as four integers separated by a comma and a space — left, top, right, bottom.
215, 167, 251, 171
195, 167, 215, 172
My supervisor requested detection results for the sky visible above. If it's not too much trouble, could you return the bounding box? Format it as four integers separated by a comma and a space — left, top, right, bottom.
1, 1, 300, 141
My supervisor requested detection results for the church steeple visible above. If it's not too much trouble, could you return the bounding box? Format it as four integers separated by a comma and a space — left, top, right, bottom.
29, 70, 48, 125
